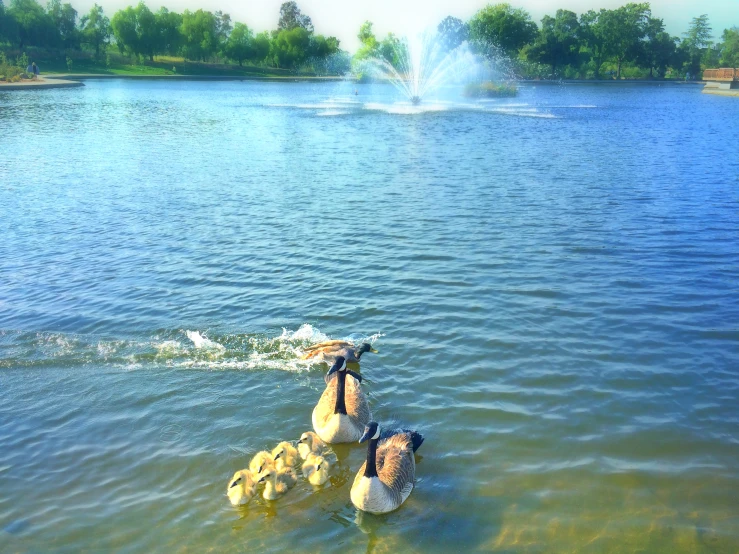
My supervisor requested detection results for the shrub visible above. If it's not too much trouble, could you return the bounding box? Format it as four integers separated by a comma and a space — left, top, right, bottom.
463, 81, 518, 97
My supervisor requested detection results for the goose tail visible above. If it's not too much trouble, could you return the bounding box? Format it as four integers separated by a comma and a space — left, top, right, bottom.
409, 431, 424, 452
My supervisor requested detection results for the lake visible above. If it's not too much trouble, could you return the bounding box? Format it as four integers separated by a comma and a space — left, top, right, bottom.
1, 79, 738, 553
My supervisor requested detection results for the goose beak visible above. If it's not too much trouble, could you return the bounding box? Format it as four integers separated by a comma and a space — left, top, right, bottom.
229, 481, 238, 489
274, 452, 281, 460
258, 475, 266, 483
359, 429, 372, 443
370, 347, 378, 353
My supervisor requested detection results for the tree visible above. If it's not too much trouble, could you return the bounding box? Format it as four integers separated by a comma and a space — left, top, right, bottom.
580, 9, 609, 78
214, 9, 231, 51
80, 3, 110, 56
180, 9, 218, 61
111, 6, 138, 55
378, 33, 406, 68
0, 0, 20, 46
251, 31, 270, 63
527, 9, 580, 75
224, 21, 252, 66
468, 3, 537, 57
641, 17, 676, 78
599, 3, 650, 79
134, 2, 157, 60
47, 0, 78, 48
155, 7, 181, 56
682, 14, 712, 74
8, 0, 57, 48
437, 16, 468, 52
720, 27, 739, 67
270, 25, 310, 68
353, 20, 378, 61
277, 1, 312, 33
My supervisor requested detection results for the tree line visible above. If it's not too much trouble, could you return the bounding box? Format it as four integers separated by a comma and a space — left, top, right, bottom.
0, 0, 737, 77
0, 0, 348, 72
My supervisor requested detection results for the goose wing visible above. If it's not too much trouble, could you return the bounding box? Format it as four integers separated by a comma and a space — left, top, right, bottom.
376, 433, 416, 503
303, 340, 354, 352
312, 378, 338, 428
344, 373, 371, 427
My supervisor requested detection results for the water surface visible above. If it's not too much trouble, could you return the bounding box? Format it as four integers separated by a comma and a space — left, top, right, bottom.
1, 80, 739, 553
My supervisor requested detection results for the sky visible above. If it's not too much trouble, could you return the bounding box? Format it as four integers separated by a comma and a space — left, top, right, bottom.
78, 0, 739, 52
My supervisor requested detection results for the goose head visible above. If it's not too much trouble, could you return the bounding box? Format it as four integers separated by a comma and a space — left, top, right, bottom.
307, 455, 329, 485
359, 421, 381, 443
272, 441, 297, 465
356, 343, 378, 358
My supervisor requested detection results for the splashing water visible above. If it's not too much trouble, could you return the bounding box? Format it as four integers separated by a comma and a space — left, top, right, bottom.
361, 31, 478, 104
0, 325, 384, 373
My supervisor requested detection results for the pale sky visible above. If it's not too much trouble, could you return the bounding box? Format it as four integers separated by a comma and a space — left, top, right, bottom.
78, 0, 739, 52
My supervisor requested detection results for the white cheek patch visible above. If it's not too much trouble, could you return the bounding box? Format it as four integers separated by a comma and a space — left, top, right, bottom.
372, 427, 381, 440
340, 360, 347, 371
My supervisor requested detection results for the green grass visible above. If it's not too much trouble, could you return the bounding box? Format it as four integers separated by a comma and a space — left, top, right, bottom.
24, 52, 333, 78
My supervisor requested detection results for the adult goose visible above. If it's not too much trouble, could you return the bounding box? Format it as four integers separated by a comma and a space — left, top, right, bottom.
301, 341, 378, 363
312, 356, 371, 443
350, 421, 424, 514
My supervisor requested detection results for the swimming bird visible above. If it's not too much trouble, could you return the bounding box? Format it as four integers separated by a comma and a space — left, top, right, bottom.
312, 356, 371, 444
271, 441, 298, 470
297, 431, 327, 460
302, 453, 330, 486
227, 469, 257, 506
249, 450, 274, 475
257, 466, 298, 500
350, 421, 424, 514
301, 341, 378, 364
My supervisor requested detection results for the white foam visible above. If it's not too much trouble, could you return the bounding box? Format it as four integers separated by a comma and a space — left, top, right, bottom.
317, 110, 350, 116
186, 330, 225, 350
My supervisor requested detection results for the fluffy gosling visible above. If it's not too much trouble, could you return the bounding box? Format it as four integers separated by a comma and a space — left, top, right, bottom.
257, 466, 298, 500
271, 441, 298, 470
302, 453, 330, 486
249, 450, 274, 475
297, 431, 327, 460
227, 469, 257, 506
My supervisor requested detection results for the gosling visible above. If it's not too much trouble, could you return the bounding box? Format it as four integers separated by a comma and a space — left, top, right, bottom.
271, 441, 298, 470
227, 469, 257, 506
302, 453, 330, 486
258, 466, 298, 500
249, 450, 274, 475
297, 431, 327, 460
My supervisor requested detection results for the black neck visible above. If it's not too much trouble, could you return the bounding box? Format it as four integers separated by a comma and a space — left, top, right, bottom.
334, 370, 347, 415
364, 438, 379, 478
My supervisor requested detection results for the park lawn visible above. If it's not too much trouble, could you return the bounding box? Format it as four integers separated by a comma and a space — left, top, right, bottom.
35, 55, 319, 78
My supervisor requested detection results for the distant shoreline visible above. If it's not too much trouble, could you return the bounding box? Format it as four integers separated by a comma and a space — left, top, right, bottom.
1, 74, 708, 92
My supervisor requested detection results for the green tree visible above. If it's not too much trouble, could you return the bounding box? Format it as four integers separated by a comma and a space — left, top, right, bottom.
437, 16, 468, 52
0, 0, 20, 46
111, 6, 138, 55
155, 7, 181, 56
468, 3, 538, 57
579, 9, 610, 78
9, 0, 57, 48
270, 25, 310, 68
224, 21, 252, 66
599, 3, 650, 79
180, 9, 218, 61
683, 14, 712, 74
214, 9, 231, 52
134, 2, 157, 60
641, 17, 676, 77
378, 32, 406, 68
80, 3, 111, 56
354, 20, 378, 61
251, 31, 270, 63
720, 27, 739, 67
47, 0, 78, 48
277, 1, 312, 33
527, 9, 580, 75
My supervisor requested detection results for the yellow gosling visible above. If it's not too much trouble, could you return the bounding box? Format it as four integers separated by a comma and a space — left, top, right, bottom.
227, 469, 257, 506
249, 450, 274, 475
302, 453, 330, 486
271, 441, 298, 470
257, 466, 298, 500
297, 431, 327, 460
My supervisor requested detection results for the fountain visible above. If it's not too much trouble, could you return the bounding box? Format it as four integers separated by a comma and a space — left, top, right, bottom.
359, 31, 478, 105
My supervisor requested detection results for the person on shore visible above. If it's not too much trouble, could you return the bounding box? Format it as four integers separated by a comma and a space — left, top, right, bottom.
26, 62, 33, 78
32, 62, 39, 79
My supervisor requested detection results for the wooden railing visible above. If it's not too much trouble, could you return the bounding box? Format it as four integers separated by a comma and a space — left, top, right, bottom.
703, 68, 738, 81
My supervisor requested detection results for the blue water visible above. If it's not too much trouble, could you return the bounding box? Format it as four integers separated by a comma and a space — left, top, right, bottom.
1, 80, 738, 552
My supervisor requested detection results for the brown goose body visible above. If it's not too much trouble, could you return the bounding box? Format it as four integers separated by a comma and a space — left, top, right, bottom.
350, 424, 423, 514
312, 359, 371, 443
